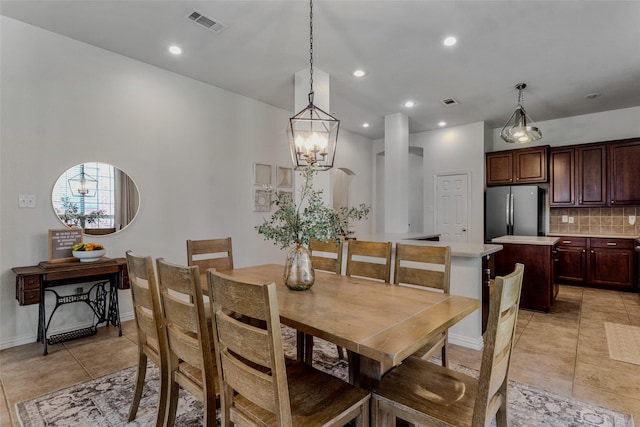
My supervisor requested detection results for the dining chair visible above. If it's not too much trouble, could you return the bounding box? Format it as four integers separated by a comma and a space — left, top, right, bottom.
394, 243, 451, 367
371, 263, 525, 427
307, 238, 345, 361
207, 269, 371, 426
186, 237, 234, 272
125, 251, 169, 427
345, 240, 392, 283
156, 258, 219, 427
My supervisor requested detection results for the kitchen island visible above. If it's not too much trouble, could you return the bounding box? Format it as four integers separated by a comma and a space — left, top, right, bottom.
347, 233, 503, 350
491, 235, 560, 312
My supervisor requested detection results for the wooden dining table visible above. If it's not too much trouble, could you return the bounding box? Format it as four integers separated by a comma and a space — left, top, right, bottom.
204, 263, 481, 388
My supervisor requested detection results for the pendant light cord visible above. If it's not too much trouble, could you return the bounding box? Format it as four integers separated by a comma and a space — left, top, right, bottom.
308, 0, 314, 104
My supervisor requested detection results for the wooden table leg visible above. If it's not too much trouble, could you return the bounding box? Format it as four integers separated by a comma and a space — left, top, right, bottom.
355, 354, 392, 389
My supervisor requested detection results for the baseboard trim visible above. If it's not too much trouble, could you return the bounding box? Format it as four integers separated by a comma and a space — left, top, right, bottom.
449, 332, 484, 350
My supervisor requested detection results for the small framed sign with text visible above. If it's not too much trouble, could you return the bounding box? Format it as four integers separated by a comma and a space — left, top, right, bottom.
48, 228, 83, 263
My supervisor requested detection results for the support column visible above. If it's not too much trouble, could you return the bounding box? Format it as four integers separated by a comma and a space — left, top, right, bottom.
294, 67, 331, 205
384, 113, 409, 233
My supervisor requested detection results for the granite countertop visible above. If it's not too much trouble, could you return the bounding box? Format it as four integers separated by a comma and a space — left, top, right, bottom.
355, 233, 503, 258
547, 232, 639, 240
491, 235, 560, 246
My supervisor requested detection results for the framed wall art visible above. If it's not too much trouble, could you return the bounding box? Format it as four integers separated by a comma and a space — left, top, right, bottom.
253, 188, 272, 212
254, 163, 272, 186
276, 166, 293, 188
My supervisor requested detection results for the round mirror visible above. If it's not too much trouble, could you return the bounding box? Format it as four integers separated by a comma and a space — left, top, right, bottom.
51, 162, 140, 235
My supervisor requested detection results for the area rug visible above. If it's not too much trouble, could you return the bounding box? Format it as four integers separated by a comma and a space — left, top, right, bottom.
16, 327, 635, 427
605, 322, 640, 366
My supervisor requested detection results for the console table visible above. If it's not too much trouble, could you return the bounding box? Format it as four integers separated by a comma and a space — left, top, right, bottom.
12, 258, 128, 355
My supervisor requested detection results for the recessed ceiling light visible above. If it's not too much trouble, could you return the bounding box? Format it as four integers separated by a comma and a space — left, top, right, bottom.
403, 100, 416, 108
362, 123, 370, 128
438, 121, 447, 127
168, 45, 183, 55
443, 36, 457, 47
585, 93, 600, 99
353, 70, 366, 78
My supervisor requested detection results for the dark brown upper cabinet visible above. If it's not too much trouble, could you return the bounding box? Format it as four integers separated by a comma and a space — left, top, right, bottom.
486, 146, 548, 186
550, 138, 640, 207
608, 138, 640, 205
549, 147, 575, 206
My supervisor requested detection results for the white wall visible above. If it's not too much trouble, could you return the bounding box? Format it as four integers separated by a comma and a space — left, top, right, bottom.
490, 106, 640, 151
411, 122, 488, 244
0, 17, 372, 348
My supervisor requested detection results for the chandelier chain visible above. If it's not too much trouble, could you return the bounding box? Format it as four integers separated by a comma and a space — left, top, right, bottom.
308, 0, 314, 95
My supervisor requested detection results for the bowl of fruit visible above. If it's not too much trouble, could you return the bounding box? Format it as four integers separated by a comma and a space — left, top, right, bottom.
72, 242, 106, 262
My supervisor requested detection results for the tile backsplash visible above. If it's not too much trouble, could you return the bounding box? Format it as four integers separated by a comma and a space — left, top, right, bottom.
549, 206, 640, 235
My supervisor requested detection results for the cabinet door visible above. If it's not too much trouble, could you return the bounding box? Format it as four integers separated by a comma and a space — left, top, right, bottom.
555, 246, 586, 283
608, 138, 640, 205
486, 152, 513, 185
514, 146, 548, 183
589, 248, 634, 288
550, 147, 575, 206
576, 144, 607, 206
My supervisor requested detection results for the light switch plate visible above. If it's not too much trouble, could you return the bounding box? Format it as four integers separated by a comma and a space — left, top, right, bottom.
18, 194, 36, 208
562, 215, 568, 223
630, 215, 636, 225
568, 216, 574, 224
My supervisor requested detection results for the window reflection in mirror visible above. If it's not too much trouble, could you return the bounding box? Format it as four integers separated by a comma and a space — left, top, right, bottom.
52, 162, 140, 235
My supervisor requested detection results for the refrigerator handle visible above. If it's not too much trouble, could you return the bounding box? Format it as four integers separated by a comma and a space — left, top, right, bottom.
509, 192, 515, 232
506, 193, 511, 229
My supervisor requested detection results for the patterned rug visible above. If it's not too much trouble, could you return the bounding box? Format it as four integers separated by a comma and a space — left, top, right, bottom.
605, 322, 640, 366
16, 327, 634, 427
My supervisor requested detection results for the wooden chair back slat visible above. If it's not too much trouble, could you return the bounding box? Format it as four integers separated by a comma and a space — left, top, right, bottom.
394, 244, 451, 292
345, 240, 392, 282
187, 237, 234, 272
310, 238, 343, 274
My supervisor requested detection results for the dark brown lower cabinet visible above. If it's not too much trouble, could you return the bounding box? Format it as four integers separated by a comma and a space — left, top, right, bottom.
554, 237, 636, 291
554, 237, 587, 283
494, 243, 555, 312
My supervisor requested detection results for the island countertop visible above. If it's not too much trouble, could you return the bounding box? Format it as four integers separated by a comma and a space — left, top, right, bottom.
355, 233, 502, 258
491, 235, 560, 246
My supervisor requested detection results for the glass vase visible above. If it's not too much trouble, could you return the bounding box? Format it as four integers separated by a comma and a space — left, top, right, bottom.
284, 244, 315, 290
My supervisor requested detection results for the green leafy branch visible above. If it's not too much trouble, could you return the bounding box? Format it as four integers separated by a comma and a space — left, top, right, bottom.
256, 165, 370, 249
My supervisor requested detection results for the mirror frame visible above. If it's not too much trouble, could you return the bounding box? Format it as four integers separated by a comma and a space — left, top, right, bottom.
51, 162, 140, 236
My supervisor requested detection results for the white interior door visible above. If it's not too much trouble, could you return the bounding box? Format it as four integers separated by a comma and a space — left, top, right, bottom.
435, 173, 469, 243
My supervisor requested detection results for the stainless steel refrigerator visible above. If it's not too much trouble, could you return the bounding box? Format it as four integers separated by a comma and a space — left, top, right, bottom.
485, 185, 544, 241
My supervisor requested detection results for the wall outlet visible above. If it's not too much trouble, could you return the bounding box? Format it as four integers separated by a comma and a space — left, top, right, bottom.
18, 194, 36, 208
562, 215, 568, 223
568, 216, 574, 224
630, 215, 637, 226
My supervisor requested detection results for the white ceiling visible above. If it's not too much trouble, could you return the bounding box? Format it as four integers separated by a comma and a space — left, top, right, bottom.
2, 0, 640, 140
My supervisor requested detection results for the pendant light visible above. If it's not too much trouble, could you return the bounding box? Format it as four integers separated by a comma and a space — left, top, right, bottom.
500, 83, 542, 144
68, 166, 97, 197
288, 0, 339, 171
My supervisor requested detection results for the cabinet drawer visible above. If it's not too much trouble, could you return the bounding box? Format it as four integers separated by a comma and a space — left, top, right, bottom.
19, 274, 41, 290
19, 289, 41, 305
590, 238, 633, 249
556, 237, 587, 247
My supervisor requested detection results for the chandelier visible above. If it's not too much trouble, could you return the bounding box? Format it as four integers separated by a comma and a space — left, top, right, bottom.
500, 83, 542, 144
68, 169, 97, 197
288, 0, 339, 171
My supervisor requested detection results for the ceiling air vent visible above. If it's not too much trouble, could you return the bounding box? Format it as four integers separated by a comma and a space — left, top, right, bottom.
440, 97, 459, 107
187, 11, 227, 34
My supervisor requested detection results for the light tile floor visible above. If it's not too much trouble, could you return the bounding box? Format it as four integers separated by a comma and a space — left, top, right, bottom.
1, 285, 639, 426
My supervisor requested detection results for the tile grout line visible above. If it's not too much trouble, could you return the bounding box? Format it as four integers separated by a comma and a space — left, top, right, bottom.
62, 343, 95, 379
